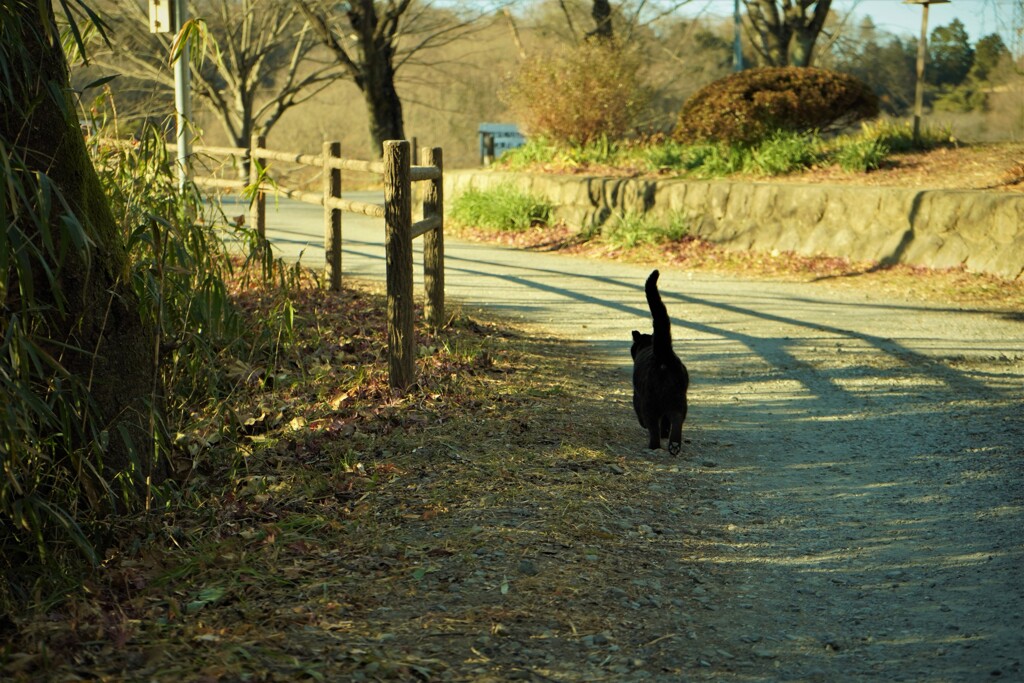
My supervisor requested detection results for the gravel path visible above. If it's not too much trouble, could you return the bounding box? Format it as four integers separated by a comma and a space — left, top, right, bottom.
267, 200, 1024, 680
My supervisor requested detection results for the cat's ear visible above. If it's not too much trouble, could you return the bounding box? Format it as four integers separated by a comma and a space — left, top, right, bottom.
632, 330, 642, 342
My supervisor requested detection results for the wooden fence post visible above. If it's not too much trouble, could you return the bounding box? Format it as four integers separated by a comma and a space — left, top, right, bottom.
421, 146, 444, 329
383, 140, 414, 391
323, 141, 342, 291
249, 134, 266, 243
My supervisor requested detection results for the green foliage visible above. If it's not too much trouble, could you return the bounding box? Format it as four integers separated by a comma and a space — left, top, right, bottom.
495, 118, 972, 180
601, 211, 691, 249
564, 135, 620, 166
857, 119, 955, 153
831, 137, 890, 173
449, 184, 552, 232
499, 138, 563, 169
930, 32, 1012, 115
933, 84, 989, 113
928, 19, 974, 88
676, 143, 746, 177
744, 131, 823, 176
970, 34, 1011, 83
637, 139, 687, 170
501, 40, 650, 145
831, 33, 918, 115
673, 67, 879, 145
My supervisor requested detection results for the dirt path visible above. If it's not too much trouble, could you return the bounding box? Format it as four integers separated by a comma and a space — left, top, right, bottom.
674, 295, 1023, 681
327, 221, 1023, 680
10, 183, 1024, 679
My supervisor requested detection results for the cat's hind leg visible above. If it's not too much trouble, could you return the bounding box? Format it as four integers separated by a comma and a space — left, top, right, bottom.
644, 408, 662, 450
667, 407, 686, 455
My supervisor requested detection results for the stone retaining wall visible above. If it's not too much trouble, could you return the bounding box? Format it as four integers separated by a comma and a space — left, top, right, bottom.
445, 170, 1024, 280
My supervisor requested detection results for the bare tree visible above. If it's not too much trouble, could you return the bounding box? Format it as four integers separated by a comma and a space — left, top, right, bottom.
545, 1, 695, 45
87, 0, 342, 151
742, 0, 832, 67
294, 0, 512, 157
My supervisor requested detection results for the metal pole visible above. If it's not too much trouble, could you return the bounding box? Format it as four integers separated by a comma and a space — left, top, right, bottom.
734, 0, 744, 71
174, 0, 191, 189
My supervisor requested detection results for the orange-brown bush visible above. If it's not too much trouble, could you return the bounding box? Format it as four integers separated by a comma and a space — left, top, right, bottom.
501, 40, 650, 146
673, 67, 879, 145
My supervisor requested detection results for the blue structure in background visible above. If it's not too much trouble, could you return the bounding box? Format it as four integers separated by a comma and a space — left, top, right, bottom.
478, 123, 525, 165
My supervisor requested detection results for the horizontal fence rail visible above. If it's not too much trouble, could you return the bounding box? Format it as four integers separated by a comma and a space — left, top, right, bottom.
162, 136, 444, 391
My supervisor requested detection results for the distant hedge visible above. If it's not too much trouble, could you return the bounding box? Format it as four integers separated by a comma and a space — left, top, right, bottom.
674, 67, 879, 145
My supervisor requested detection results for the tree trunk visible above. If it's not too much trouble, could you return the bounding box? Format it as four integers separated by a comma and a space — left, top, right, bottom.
362, 54, 405, 156
588, 0, 613, 42
744, 0, 831, 67
1, 2, 163, 492
790, 0, 831, 67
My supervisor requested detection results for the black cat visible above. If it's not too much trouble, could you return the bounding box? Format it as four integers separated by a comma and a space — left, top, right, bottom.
631, 269, 689, 454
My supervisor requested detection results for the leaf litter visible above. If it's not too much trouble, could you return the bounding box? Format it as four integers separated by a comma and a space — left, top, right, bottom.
3, 271, 720, 681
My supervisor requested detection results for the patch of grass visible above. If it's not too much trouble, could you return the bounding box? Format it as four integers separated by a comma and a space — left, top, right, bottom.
744, 131, 823, 176
562, 134, 620, 166
636, 139, 685, 171
498, 137, 560, 169
601, 211, 691, 250
679, 142, 746, 177
449, 184, 552, 232
859, 119, 956, 152
831, 136, 890, 172
495, 122, 967, 180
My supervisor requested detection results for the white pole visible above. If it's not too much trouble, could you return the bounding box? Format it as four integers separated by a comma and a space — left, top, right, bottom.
734, 0, 744, 71
174, 0, 191, 189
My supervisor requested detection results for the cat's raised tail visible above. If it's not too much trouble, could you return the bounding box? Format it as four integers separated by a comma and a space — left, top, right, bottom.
645, 269, 674, 363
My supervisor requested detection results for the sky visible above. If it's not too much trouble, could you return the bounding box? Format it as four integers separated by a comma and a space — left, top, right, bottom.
693, 0, 1021, 53
831, 0, 1018, 43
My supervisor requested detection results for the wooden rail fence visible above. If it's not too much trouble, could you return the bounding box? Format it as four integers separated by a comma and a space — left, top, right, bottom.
178, 136, 444, 391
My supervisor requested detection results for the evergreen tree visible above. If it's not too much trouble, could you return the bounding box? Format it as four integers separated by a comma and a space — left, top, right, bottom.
928, 19, 973, 87
971, 33, 1010, 83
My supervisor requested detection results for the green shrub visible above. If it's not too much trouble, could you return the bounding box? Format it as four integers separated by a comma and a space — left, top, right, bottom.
450, 185, 552, 232
674, 67, 879, 145
501, 40, 651, 146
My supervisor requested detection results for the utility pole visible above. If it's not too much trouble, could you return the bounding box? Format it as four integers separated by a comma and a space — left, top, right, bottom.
734, 0, 745, 71
149, 0, 191, 188
173, 0, 191, 189
906, 0, 950, 145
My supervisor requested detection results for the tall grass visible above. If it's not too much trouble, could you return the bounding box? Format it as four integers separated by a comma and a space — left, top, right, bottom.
497, 119, 957, 178
1, 100, 296, 614
744, 131, 823, 176
601, 211, 691, 249
449, 184, 552, 232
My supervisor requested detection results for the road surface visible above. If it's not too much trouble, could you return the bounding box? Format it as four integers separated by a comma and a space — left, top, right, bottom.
241, 194, 1023, 681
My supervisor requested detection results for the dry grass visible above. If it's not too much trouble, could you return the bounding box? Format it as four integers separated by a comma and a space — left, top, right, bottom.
3, 274, 715, 681
454, 221, 1024, 313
